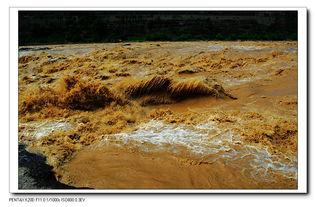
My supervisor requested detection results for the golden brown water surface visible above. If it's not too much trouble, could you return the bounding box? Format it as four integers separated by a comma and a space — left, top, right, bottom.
18, 41, 298, 189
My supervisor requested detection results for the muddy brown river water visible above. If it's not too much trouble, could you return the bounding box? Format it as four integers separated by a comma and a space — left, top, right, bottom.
18, 41, 298, 189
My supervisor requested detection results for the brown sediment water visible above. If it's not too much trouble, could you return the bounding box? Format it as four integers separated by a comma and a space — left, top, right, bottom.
59, 144, 296, 189
18, 41, 298, 189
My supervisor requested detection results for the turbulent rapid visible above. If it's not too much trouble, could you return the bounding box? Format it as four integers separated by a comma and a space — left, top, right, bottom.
18, 41, 298, 189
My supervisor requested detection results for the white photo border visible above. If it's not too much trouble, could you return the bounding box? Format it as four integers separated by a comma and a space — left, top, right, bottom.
9, 7, 307, 193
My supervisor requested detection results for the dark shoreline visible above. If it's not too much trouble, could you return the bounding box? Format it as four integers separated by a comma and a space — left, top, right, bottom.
19, 11, 297, 46
18, 144, 90, 190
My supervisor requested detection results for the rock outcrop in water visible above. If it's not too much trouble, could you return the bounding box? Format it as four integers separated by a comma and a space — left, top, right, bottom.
18, 144, 81, 189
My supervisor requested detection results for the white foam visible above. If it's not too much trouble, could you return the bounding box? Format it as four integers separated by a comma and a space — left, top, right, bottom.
20, 121, 73, 140
207, 44, 225, 51
111, 121, 235, 155
103, 120, 297, 179
221, 78, 253, 86
230, 45, 263, 51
